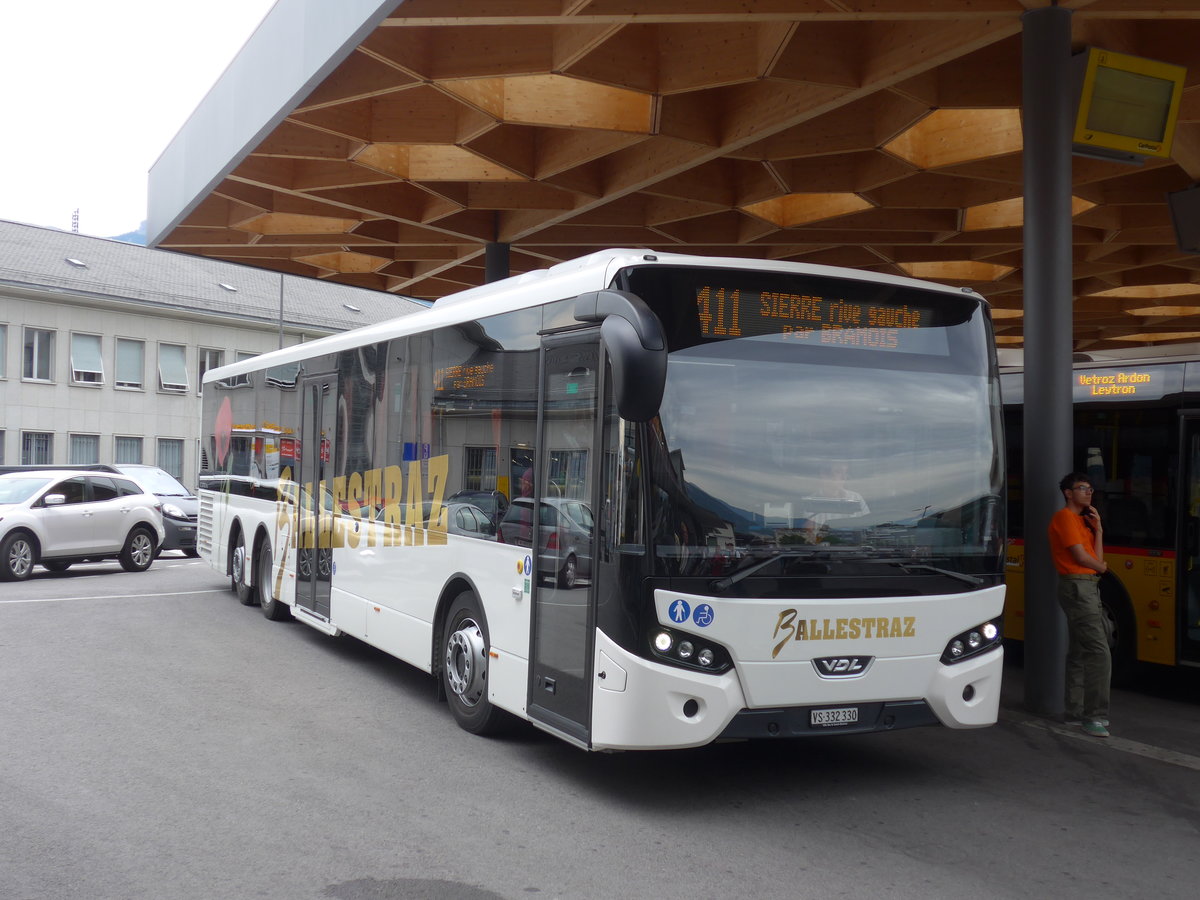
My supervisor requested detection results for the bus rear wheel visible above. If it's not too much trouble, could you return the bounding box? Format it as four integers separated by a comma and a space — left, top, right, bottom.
256, 538, 290, 621
442, 592, 508, 735
232, 532, 256, 605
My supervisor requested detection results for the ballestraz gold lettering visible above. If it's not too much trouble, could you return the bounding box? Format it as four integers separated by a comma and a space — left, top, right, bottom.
772, 609, 916, 659
275, 455, 451, 553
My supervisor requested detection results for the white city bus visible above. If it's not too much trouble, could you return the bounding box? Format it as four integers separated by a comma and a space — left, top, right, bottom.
198, 250, 1005, 751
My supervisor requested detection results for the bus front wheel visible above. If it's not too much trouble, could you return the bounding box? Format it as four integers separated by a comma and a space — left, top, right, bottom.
442, 592, 508, 736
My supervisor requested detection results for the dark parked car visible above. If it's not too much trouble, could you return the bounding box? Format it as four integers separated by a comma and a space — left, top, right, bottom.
497, 497, 592, 588
378, 500, 497, 540
0, 470, 165, 580
114, 465, 200, 556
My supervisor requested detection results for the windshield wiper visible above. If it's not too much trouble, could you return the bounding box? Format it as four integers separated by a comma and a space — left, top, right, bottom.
709, 546, 879, 591
894, 564, 984, 586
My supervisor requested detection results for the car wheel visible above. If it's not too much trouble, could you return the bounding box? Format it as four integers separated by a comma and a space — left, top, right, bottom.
0, 532, 37, 581
558, 554, 578, 589
42, 560, 72, 573
257, 538, 290, 621
442, 592, 509, 735
118, 526, 157, 572
298, 547, 313, 582
232, 532, 256, 605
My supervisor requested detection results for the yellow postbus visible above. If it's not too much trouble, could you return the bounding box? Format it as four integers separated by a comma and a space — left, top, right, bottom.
1003, 356, 1200, 676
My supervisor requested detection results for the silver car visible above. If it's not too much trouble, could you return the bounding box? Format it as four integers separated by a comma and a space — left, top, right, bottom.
0, 470, 165, 580
497, 497, 592, 588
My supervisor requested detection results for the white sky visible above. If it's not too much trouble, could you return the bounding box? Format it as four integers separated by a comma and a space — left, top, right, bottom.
0, 0, 277, 239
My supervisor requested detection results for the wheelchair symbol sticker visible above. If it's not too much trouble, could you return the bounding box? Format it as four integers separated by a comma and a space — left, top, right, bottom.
692, 604, 714, 627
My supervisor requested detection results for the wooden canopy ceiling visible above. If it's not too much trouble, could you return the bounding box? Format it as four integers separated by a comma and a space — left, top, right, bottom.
156, 0, 1200, 353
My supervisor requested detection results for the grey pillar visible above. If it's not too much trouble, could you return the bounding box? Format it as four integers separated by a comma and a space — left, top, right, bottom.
1021, 4, 1074, 717
485, 242, 510, 283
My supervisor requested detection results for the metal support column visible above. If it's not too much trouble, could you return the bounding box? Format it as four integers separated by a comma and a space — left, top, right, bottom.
1021, 4, 1074, 717
485, 241, 510, 283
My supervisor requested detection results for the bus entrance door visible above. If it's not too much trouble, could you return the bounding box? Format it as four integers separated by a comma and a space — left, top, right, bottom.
527, 337, 602, 746
1180, 416, 1200, 665
297, 375, 338, 621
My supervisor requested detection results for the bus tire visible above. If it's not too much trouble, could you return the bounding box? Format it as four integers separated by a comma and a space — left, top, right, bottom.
256, 537, 290, 621
1100, 575, 1136, 687
441, 591, 508, 736
232, 531, 256, 605
119, 526, 157, 573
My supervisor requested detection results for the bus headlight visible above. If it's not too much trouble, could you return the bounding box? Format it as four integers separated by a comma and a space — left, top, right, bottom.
648, 626, 731, 673
940, 617, 1003, 665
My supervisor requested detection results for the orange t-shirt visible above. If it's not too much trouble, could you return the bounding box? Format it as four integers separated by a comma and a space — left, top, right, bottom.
1048, 507, 1099, 575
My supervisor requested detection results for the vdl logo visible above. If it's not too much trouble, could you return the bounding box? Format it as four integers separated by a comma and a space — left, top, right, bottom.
812, 656, 874, 678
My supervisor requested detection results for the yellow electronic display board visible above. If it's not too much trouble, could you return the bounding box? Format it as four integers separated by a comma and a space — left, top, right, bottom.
1073, 48, 1186, 160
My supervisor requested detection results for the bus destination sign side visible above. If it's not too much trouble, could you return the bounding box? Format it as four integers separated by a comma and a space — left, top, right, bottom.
1073, 365, 1183, 402
696, 284, 926, 350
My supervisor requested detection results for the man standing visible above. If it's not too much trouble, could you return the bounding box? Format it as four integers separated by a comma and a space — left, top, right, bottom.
1048, 472, 1112, 738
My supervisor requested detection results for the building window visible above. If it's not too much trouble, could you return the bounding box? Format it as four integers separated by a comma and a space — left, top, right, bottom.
70, 333, 104, 385
115, 436, 143, 464
465, 447, 498, 491
199, 348, 224, 394
0, 323, 7, 378
115, 338, 145, 389
158, 343, 189, 392
69, 433, 100, 465
0, 430, 5, 465
158, 438, 184, 479
21, 431, 53, 465
22, 327, 54, 381
221, 350, 256, 388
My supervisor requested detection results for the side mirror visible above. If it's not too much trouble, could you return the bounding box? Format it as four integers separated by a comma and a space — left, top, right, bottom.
575, 289, 667, 422
43, 493, 66, 507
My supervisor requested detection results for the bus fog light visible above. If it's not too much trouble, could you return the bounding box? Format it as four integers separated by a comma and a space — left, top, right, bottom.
654, 632, 673, 653
678, 641, 694, 660
981, 622, 999, 641
967, 631, 982, 649
697, 648, 715, 667
948, 640, 965, 658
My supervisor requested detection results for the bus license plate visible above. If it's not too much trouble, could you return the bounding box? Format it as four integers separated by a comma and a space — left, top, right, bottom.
811, 706, 858, 727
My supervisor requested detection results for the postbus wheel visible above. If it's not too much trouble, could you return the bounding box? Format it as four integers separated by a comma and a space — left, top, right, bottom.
256, 537, 290, 621
442, 591, 509, 736
1100, 575, 1136, 687
232, 531, 257, 606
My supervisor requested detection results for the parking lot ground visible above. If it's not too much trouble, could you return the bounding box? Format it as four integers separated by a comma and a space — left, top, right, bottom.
997, 648, 1200, 772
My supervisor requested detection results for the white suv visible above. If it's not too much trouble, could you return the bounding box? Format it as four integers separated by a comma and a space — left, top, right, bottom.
0, 470, 166, 580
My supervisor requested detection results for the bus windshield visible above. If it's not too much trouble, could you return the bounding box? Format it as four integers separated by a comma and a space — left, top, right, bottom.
623, 265, 1004, 584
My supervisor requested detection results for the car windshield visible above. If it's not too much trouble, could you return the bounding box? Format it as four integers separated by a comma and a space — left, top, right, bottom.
121, 467, 191, 496
0, 476, 54, 504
